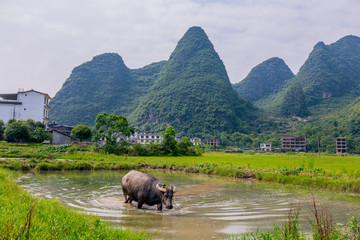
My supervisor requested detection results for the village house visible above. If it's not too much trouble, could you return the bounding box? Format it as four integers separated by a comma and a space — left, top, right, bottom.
125, 132, 163, 145
47, 122, 74, 145
0, 89, 51, 124
138, 132, 162, 144
190, 137, 202, 145
125, 132, 139, 144
282, 136, 306, 152
336, 137, 347, 154
126, 133, 203, 145
175, 136, 182, 142
205, 138, 220, 146
260, 143, 272, 152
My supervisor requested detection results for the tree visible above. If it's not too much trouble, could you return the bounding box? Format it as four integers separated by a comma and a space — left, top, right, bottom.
93, 113, 135, 144
177, 137, 193, 155
4, 121, 31, 143
162, 126, 178, 155
0, 120, 5, 140
25, 119, 51, 143
320, 135, 336, 153
71, 124, 92, 142
281, 83, 309, 117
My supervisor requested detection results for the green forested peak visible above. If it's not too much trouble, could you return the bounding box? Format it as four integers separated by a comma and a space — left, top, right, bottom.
130, 26, 257, 137
173, 26, 212, 51
72, 53, 128, 74
233, 57, 294, 103
49, 53, 157, 126
293, 34, 360, 103
313, 41, 326, 50
167, 26, 216, 63
332, 35, 360, 46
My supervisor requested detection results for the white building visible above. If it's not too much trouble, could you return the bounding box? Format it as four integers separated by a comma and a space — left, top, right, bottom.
138, 132, 162, 144
125, 132, 163, 144
0, 89, 51, 124
260, 143, 272, 152
190, 137, 202, 145
125, 132, 139, 144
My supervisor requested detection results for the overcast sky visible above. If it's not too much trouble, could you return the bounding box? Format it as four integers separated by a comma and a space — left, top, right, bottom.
1, 0, 360, 97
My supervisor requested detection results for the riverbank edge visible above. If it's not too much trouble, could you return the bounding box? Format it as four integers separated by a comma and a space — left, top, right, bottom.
1, 154, 360, 194
0, 168, 150, 239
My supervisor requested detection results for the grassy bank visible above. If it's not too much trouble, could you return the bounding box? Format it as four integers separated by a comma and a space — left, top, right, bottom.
0, 168, 149, 239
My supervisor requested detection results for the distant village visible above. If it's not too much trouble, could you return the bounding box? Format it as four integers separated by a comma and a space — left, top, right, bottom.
0, 89, 348, 154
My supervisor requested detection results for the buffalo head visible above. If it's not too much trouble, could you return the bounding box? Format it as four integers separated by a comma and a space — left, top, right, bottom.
156, 183, 176, 209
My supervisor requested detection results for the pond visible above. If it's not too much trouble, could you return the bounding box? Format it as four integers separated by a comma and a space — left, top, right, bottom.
19, 170, 360, 240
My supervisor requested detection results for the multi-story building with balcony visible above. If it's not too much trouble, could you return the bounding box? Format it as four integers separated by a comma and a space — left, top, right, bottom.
138, 132, 163, 144
336, 137, 347, 154
205, 138, 220, 146
282, 136, 306, 152
0, 89, 51, 124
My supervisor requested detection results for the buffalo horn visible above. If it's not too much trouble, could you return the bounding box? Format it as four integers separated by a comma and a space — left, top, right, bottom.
170, 184, 177, 193
156, 183, 167, 192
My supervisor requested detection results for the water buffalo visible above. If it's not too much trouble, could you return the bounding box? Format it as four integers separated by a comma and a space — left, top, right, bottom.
121, 170, 177, 210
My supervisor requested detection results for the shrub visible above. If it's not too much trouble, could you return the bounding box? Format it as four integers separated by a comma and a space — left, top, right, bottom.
73, 161, 93, 170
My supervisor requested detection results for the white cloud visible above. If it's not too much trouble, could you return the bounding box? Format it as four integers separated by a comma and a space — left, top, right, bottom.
0, 0, 359, 97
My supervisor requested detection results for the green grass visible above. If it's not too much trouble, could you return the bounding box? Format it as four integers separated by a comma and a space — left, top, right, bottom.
0, 168, 150, 240
55, 151, 360, 172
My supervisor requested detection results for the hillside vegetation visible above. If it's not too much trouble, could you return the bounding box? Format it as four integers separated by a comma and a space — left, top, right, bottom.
50, 27, 258, 138
244, 35, 360, 116
48, 28, 360, 151
49, 54, 165, 126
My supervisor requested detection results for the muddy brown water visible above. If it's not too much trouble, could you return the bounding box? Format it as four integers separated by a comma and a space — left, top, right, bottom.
19, 170, 360, 239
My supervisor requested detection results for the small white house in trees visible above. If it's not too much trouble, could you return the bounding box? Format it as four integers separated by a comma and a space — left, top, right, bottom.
260, 143, 272, 152
190, 137, 202, 145
0, 89, 51, 124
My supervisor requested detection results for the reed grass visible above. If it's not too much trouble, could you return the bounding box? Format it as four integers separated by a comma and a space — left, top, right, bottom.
229, 197, 360, 240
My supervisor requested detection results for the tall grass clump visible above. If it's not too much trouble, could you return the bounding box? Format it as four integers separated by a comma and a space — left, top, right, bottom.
229, 199, 360, 240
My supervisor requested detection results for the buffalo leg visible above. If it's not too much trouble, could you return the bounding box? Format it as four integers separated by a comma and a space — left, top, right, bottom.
123, 192, 129, 203
137, 201, 144, 209
156, 203, 162, 210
